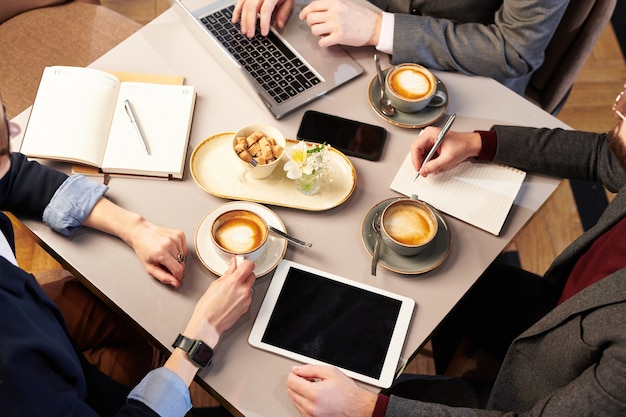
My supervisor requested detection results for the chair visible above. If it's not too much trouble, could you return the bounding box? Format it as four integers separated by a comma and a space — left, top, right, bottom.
525, 0, 617, 115
0, 0, 141, 118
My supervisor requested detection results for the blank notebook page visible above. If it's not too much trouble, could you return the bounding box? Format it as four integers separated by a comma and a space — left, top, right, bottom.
390, 154, 526, 235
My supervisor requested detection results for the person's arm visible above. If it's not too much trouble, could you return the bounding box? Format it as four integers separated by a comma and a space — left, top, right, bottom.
409, 127, 483, 178
287, 353, 626, 417
388, 0, 569, 92
375, 12, 394, 55
128, 258, 256, 416
0, 255, 254, 417
1, 152, 68, 217
491, 125, 626, 193
3, 153, 187, 287
298, 0, 383, 48
287, 364, 377, 417
81, 198, 186, 287
232, 0, 295, 37
412, 124, 626, 194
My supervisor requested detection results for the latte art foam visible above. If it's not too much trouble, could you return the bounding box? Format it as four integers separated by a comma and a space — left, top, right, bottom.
390, 68, 433, 100
384, 204, 435, 246
214, 215, 265, 253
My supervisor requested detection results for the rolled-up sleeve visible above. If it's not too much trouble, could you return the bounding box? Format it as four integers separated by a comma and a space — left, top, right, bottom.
42, 175, 108, 236
128, 367, 192, 417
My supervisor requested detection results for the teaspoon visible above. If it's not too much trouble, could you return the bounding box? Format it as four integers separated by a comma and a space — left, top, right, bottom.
371, 212, 382, 276
268, 225, 312, 248
374, 54, 395, 117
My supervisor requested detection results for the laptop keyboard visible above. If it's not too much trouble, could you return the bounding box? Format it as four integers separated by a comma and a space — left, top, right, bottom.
200, 5, 321, 104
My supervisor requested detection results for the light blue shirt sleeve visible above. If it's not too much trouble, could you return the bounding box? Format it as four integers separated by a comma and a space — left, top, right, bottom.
128, 367, 192, 416
42, 175, 108, 236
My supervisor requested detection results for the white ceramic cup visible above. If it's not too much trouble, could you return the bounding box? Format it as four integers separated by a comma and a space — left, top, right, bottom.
233, 123, 286, 180
384, 64, 447, 113
380, 198, 438, 256
210, 209, 269, 263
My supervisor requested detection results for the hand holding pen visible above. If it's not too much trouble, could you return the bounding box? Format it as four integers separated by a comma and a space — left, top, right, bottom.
414, 113, 456, 180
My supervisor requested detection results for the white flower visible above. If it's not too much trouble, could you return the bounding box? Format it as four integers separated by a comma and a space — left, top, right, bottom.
283, 141, 331, 180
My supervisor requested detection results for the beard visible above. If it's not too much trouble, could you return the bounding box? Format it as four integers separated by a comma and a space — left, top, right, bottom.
607, 126, 626, 171
0, 139, 9, 157
0, 135, 9, 157
0, 116, 11, 157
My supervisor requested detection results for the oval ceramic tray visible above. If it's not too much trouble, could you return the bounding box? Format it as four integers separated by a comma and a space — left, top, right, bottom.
190, 132, 357, 211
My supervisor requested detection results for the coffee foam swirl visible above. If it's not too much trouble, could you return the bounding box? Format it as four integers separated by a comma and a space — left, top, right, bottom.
384, 205, 435, 246
391, 68, 432, 100
215, 218, 264, 253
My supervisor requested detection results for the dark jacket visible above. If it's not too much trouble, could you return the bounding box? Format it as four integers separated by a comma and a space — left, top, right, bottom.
0, 153, 158, 416
370, 0, 569, 94
386, 127, 626, 416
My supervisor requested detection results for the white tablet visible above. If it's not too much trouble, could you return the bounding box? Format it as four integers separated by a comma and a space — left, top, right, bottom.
249, 260, 415, 388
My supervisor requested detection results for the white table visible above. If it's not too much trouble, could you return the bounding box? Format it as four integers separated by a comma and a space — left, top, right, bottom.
11, 4, 569, 416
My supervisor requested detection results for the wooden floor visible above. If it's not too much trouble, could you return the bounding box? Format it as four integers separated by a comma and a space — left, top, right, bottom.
10, 0, 626, 407
506, 23, 626, 278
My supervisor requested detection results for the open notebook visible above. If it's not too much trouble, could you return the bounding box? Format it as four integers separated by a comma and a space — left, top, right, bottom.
390, 154, 526, 235
20, 66, 196, 179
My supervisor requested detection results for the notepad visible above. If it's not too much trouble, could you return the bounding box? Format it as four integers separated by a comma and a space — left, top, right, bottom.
390, 154, 526, 235
20, 66, 196, 179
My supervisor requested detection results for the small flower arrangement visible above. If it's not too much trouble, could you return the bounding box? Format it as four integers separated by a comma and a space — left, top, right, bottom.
284, 141, 331, 179
283, 141, 331, 195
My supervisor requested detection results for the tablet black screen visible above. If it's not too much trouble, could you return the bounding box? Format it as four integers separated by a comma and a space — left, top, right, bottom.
261, 267, 402, 378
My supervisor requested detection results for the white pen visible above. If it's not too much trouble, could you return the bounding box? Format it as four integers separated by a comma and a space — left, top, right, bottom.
124, 99, 151, 155
414, 113, 456, 181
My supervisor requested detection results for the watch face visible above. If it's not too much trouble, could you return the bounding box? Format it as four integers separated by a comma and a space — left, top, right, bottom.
190, 341, 214, 367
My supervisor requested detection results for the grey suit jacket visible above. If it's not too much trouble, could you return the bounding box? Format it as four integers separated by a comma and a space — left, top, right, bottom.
387, 126, 626, 416
367, 0, 570, 94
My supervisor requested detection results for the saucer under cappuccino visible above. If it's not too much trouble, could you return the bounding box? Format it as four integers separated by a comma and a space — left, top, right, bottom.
211, 210, 268, 258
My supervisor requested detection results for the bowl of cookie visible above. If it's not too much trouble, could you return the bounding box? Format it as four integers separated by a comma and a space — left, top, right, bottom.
233, 124, 286, 180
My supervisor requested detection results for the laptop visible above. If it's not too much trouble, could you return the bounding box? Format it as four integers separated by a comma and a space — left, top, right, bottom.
173, 0, 364, 119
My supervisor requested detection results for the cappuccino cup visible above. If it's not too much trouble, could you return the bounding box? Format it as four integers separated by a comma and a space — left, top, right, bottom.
384, 64, 447, 113
210, 209, 268, 263
381, 198, 438, 256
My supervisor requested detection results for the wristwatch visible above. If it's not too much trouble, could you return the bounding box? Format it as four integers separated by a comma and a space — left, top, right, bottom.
172, 334, 214, 368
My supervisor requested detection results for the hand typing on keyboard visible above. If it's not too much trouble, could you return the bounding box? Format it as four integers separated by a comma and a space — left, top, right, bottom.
232, 0, 383, 49
299, 0, 382, 48
202, 4, 321, 104
232, 0, 295, 38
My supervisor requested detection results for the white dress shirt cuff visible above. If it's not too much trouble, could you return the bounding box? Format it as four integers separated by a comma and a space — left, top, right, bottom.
376, 12, 394, 55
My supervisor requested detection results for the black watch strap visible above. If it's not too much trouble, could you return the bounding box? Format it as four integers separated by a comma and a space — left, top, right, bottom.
172, 334, 214, 368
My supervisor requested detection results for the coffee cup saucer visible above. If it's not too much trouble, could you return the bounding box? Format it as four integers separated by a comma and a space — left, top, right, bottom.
361, 197, 452, 275
195, 201, 288, 277
368, 68, 449, 129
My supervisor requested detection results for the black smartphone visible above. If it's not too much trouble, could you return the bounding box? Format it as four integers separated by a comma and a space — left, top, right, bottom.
297, 110, 387, 161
